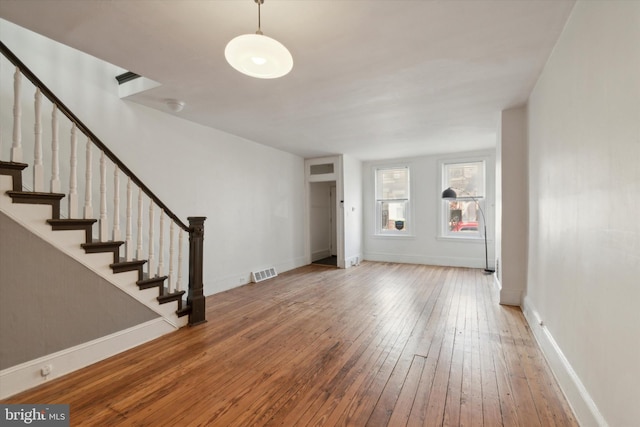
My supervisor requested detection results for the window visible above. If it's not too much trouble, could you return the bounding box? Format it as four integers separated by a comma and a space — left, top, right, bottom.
442, 160, 485, 238
375, 166, 410, 235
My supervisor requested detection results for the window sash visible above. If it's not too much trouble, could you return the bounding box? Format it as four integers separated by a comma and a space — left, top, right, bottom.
441, 159, 486, 238
375, 167, 409, 201
375, 166, 410, 235
443, 161, 485, 198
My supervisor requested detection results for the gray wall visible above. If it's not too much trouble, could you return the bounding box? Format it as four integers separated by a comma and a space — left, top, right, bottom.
0, 212, 159, 369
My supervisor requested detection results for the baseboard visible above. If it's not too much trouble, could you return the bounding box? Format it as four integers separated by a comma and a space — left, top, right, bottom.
522, 296, 608, 427
345, 254, 362, 268
493, 274, 502, 293
311, 249, 331, 262
205, 255, 308, 296
363, 251, 485, 268
0, 318, 175, 399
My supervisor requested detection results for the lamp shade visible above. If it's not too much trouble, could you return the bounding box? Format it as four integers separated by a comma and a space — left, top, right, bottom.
442, 187, 458, 200
225, 33, 293, 79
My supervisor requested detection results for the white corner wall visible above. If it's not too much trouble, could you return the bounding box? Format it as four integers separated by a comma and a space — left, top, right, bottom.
497, 106, 528, 306
342, 154, 363, 267
525, 1, 640, 426
0, 20, 307, 296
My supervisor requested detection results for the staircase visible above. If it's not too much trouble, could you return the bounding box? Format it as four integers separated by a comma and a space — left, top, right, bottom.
0, 40, 207, 397
1, 160, 190, 319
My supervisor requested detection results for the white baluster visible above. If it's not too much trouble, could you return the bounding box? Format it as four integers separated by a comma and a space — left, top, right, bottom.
83, 138, 93, 219
50, 105, 60, 193
68, 124, 78, 218
157, 211, 165, 277
33, 89, 44, 191
99, 151, 108, 241
125, 177, 133, 261
168, 221, 175, 293
113, 166, 121, 241
11, 67, 22, 162
148, 202, 155, 277
177, 229, 184, 292
136, 188, 144, 260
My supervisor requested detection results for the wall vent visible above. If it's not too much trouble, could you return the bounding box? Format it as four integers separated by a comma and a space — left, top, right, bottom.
252, 267, 277, 283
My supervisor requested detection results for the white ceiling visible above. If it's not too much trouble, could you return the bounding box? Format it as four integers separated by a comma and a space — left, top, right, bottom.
0, 0, 575, 161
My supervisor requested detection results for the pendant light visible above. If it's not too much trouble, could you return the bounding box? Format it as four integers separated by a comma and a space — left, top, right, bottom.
225, 0, 293, 79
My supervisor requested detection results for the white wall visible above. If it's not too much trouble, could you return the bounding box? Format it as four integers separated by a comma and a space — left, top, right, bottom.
363, 150, 495, 268
0, 20, 307, 296
525, 2, 640, 426
342, 154, 363, 266
497, 106, 528, 306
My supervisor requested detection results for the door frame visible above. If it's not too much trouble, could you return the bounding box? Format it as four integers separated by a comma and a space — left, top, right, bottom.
304, 156, 344, 268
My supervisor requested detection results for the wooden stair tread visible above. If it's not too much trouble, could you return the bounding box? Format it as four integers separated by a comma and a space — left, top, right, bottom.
48, 219, 97, 243
110, 259, 146, 269
110, 259, 146, 282
0, 160, 29, 170
82, 241, 125, 249
7, 191, 65, 219
176, 305, 191, 317
137, 275, 168, 290
48, 218, 98, 225
6, 190, 65, 200
158, 290, 185, 304
0, 161, 29, 191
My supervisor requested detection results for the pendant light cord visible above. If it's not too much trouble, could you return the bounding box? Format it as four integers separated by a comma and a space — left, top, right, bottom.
256, 0, 264, 35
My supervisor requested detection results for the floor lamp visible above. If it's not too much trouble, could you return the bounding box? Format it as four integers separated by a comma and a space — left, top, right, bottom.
442, 187, 495, 274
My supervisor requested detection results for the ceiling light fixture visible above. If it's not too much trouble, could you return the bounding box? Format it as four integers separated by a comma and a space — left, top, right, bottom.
225, 0, 293, 79
165, 99, 185, 112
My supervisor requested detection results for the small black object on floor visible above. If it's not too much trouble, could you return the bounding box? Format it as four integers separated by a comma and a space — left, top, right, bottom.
313, 256, 337, 267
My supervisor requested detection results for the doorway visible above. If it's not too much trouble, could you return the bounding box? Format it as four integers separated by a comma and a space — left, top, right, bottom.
310, 181, 337, 267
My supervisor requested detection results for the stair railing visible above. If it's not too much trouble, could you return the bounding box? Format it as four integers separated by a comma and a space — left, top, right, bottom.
0, 41, 206, 325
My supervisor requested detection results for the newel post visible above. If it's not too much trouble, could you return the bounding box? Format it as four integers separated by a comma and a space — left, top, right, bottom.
187, 216, 207, 325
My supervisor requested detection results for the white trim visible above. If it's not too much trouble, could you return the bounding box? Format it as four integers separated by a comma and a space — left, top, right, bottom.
0, 318, 176, 399
493, 273, 502, 292
522, 296, 608, 427
363, 251, 485, 269
304, 156, 345, 269
373, 164, 414, 237
438, 157, 490, 240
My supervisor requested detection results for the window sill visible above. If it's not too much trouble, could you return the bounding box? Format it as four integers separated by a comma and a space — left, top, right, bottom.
437, 235, 486, 243
372, 233, 416, 239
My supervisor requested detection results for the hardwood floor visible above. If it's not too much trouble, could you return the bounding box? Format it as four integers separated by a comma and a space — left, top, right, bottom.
3, 262, 578, 426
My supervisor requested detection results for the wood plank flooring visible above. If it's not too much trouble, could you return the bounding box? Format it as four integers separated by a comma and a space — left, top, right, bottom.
2, 262, 578, 426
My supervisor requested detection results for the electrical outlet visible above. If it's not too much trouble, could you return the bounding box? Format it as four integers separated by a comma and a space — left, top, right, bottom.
41, 364, 52, 377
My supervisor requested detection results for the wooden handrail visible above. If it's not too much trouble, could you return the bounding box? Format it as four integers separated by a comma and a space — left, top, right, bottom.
0, 41, 189, 232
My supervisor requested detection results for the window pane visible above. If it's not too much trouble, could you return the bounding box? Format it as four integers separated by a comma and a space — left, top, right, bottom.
445, 161, 484, 197
447, 200, 479, 234
381, 201, 407, 231
310, 163, 334, 175
376, 168, 409, 200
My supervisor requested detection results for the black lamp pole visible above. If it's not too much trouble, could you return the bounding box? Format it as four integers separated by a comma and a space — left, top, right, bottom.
442, 187, 495, 274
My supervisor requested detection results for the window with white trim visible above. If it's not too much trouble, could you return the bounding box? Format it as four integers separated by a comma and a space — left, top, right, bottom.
375, 166, 410, 235
442, 160, 485, 238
